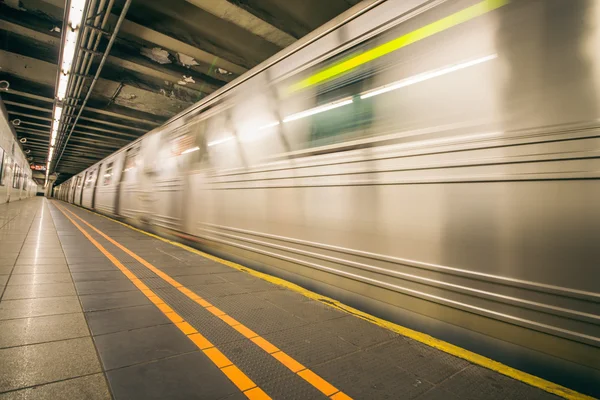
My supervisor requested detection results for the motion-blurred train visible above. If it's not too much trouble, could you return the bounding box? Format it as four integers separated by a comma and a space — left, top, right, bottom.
54, 0, 600, 394
1, 106, 39, 203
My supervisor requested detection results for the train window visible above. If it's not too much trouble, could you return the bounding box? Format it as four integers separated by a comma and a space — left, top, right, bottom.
85, 170, 95, 188
103, 162, 113, 185
12, 164, 20, 189
124, 146, 140, 174
275, 0, 502, 155
0, 147, 4, 186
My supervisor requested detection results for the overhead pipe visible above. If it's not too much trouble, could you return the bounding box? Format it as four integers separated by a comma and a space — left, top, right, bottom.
56, 0, 131, 169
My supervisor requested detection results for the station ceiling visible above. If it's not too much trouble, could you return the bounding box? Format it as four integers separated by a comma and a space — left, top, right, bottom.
0, 0, 360, 184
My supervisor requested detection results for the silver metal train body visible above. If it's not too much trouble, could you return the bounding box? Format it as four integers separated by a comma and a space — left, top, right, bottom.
55, 0, 600, 394
1, 105, 39, 204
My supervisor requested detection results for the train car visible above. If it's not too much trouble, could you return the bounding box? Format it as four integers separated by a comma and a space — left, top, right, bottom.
0, 101, 37, 204
55, 0, 600, 394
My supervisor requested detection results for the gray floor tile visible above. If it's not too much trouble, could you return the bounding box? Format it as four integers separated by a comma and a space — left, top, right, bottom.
75, 279, 138, 295
86, 304, 170, 336
320, 315, 400, 348
71, 270, 128, 282
0, 313, 89, 348
435, 365, 560, 400
0, 296, 81, 320
0, 374, 111, 400
367, 338, 471, 385
313, 350, 432, 400
0, 275, 8, 286
8, 273, 72, 286
14, 258, 67, 266
0, 337, 102, 392
11, 265, 70, 275
94, 324, 197, 370
275, 300, 347, 323
261, 375, 328, 400
106, 352, 239, 400
2, 283, 77, 300
68, 263, 118, 272
80, 291, 150, 312
263, 323, 358, 367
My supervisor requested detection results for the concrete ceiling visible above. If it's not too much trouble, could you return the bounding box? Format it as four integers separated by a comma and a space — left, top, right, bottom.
0, 0, 361, 184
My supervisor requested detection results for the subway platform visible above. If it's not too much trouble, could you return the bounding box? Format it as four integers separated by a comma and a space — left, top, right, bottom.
0, 198, 582, 399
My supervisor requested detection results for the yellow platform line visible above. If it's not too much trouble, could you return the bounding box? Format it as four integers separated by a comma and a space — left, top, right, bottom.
58, 203, 351, 400
52, 203, 270, 400
64, 201, 595, 400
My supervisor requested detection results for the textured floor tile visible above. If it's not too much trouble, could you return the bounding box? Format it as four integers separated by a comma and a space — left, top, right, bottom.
8, 273, 72, 286
94, 324, 196, 370
313, 350, 432, 400
0, 373, 111, 400
1, 283, 76, 300
0, 337, 102, 392
85, 304, 169, 336
435, 366, 561, 400
320, 315, 399, 348
0, 296, 81, 320
71, 270, 129, 282
367, 338, 470, 384
106, 352, 239, 400
75, 279, 137, 295
80, 291, 150, 312
0, 313, 88, 349
263, 323, 358, 367
11, 265, 70, 275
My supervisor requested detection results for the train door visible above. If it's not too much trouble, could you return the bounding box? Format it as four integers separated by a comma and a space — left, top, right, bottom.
91, 163, 101, 209
137, 134, 161, 223
82, 169, 95, 208
150, 125, 200, 232
78, 171, 87, 205
0, 147, 6, 203
115, 145, 140, 219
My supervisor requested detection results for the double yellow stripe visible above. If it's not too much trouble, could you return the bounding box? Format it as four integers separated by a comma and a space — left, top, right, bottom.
289, 0, 508, 93
56, 202, 352, 400
54, 203, 270, 400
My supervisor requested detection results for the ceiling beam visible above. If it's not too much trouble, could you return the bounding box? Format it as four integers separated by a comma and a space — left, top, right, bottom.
183, 0, 295, 48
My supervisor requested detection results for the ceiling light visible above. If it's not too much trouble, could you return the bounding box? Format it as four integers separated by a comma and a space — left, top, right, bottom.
283, 98, 353, 123
182, 146, 200, 155
54, 105, 63, 122
208, 136, 234, 147
360, 55, 497, 100
57, 73, 69, 100
61, 29, 78, 74
68, 0, 86, 29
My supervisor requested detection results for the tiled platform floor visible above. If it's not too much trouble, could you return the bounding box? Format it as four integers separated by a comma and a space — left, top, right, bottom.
0, 198, 564, 399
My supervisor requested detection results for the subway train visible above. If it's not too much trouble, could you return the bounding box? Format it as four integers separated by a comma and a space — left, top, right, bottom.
54, 0, 600, 394
1, 105, 39, 204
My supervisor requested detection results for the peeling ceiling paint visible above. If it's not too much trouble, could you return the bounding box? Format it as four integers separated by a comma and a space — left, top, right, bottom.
177, 75, 195, 85
176, 52, 199, 67
217, 67, 232, 75
140, 47, 171, 64
4, 0, 27, 11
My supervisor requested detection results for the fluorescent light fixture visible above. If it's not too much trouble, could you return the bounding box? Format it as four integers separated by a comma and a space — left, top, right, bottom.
360, 54, 497, 100
182, 146, 200, 155
54, 106, 63, 122
68, 0, 86, 29
258, 121, 280, 130
61, 29, 78, 74
57, 73, 69, 100
283, 98, 353, 123
49, 147, 54, 159
208, 136, 234, 147
52, 119, 60, 131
